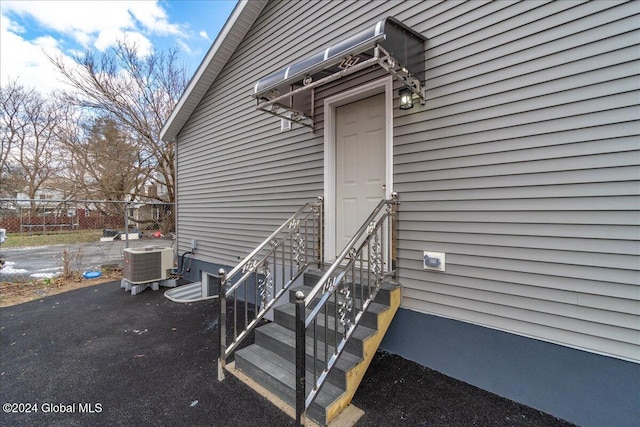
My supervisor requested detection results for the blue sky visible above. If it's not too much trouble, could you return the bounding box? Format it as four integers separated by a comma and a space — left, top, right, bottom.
0, 0, 238, 94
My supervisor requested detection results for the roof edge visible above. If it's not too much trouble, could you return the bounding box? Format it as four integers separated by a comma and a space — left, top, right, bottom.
160, 0, 268, 142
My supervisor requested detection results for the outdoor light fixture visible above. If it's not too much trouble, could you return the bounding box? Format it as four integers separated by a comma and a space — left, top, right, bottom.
399, 86, 414, 110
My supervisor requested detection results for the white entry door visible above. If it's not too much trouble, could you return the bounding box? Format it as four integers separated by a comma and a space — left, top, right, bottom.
335, 93, 386, 253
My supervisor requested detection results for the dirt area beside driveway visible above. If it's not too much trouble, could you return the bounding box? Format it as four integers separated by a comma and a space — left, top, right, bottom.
0, 270, 122, 307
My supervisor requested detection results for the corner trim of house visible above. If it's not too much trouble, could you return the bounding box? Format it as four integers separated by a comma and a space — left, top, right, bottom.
323, 75, 394, 261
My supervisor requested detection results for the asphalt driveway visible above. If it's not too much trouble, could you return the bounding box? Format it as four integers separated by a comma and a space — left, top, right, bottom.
0, 281, 573, 426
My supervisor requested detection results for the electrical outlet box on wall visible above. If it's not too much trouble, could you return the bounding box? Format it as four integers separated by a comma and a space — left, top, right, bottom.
423, 251, 445, 272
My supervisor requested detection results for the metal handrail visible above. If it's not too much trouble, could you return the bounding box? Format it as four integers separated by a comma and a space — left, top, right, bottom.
296, 193, 397, 424
217, 197, 323, 381
225, 201, 320, 290
304, 197, 388, 305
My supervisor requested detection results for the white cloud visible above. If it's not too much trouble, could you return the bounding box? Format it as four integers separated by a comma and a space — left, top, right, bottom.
175, 39, 193, 56
0, 0, 191, 93
128, 1, 183, 35
0, 14, 71, 94
1, 1, 188, 50
2, 1, 135, 46
199, 30, 210, 40
72, 30, 92, 47
94, 29, 154, 56
2, 11, 24, 33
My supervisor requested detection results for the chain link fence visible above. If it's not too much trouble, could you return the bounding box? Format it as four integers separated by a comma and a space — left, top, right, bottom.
0, 198, 174, 236
0, 198, 175, 282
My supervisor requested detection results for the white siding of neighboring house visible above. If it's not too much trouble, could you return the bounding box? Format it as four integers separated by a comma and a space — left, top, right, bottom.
175, 0, 639, 362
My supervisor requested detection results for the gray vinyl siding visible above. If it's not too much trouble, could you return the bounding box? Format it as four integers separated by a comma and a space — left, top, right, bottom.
393, 0, 640, 362
176, 0, 640, 362
176, 0, 326, 262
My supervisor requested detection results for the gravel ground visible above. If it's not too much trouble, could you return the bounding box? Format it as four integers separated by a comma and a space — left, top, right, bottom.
0, 281, 573, 426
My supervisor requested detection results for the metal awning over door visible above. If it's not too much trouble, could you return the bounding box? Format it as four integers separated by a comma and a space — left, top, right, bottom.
252, 16, 427, 129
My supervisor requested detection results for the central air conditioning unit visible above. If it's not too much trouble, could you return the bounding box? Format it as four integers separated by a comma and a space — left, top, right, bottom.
123, 246, 173, 284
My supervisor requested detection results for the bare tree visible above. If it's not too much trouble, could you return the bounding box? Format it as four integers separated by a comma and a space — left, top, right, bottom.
0, 80, 23, 198
61, 116, 144, 213
53, 104, 90, 200
49, 40, 188, 204
0, 80, 64, 211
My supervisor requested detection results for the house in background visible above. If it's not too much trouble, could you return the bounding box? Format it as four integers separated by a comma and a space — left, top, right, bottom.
9, 186, 79, 233
161, 1, 639, 426
127, 183, 173, 232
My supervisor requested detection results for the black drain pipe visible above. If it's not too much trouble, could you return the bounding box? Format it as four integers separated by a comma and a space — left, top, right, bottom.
178, 251, 193, 275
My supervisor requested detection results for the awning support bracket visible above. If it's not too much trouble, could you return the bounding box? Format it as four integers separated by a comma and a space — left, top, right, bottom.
376, 45, 427, 107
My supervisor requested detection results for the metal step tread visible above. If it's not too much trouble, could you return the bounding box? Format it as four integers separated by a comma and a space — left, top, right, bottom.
303, 270, 396, 287
297, 280, 399, 305
235, 344, 345, 421
290, 285, 391, 315
275, 302, 378, 341
255, 322, 361, 387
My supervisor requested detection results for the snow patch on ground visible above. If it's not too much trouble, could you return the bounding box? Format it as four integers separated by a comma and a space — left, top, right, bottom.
0, 261, 28, 274
30, 272, 60, 279
1, 261, 62, 279
37, 267, 62, 273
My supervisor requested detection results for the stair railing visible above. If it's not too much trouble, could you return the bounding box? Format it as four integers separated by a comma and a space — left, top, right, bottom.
295, 193, 398, 425
217, 197, 324, 381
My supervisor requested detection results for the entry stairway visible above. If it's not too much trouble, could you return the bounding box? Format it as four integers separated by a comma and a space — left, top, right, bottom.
234, 270, 401, 426
215, 196, 399, 426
